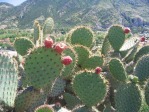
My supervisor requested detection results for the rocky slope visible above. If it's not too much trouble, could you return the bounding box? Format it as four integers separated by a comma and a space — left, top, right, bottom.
0, 0, 149, 30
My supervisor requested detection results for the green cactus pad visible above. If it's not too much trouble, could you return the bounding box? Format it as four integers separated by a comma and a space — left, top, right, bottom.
69, 26, 94, 48
134, 55, 149, 81
73, 45, 103, 70
134, 45, 149, 62
73, 45, 90, 69
35, 105, 54, 112
0, 52, 18, 107
73, 71, 108, 107
43, 17, 54, 35
101, 35, 111, 56
24, 46, 63, 89
145, 81, 149, 106
81, 55, 103, 69
61, 46, 77, 79
107, 25, 125, 51
123, 44, 138, 63
115, 83, 142, 112
120, 37, 138, 57
63, 93, 82, 110
109, 58, 127, 82
14, 37, 34, 56
15, 87, 47, 112
34, 20, 41, 45
65, 84, 74, 93
49, 77, 66, 97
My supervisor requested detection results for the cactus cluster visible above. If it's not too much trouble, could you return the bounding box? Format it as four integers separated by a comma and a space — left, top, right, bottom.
0, 17, 149, 112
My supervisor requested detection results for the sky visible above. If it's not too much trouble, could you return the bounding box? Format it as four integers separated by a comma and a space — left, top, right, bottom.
0, 0, 26, 6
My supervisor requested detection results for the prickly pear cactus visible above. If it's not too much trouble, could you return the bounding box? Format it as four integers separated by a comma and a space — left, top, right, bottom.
107, 25, 125, 51
120, 37, 138, 57
63, 93, 82, 109
24, 46, 63, 90
61, 46, 77, 79
73, 71, 108, 107
123, 44, 138, 63
134, 45, 149, 62
81, 55, 103, 69
14, 37, 34, 56
73, 45, 103, 70
0, 52, 18, 107
115, 83, 142, 112
49, 77, 66, 97
35, 105, 54, 112
73, 45, 90, 69
101, 35, 111, 56
134, 54, 149, 82
69, 26, 94, 48
43, 17, 54, 36
15, 86, 47, 112
109, 58, 127, 82
34, 20, 41, 45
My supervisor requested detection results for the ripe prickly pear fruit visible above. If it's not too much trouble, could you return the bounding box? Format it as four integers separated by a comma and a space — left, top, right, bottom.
140, 36, 145, 42
44, 37, 54, 48
124, 27, 131, 34
95, 67, 102, 74
54, 42, 67, 54
62, 56, 72, 65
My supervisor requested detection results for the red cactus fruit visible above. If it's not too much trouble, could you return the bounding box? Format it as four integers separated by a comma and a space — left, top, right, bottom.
95, 67, 102, 74
62, 56, 72, 65
124, 27, 131, 34
54, 42, 67, 54
140, 36, 145, 42
44, 37, 53, 48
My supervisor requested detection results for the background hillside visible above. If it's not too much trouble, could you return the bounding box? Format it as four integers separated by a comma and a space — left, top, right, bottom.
0, 0, 149, 31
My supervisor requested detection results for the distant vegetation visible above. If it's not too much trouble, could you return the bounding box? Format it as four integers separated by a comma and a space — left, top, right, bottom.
0, 29, 33, 50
